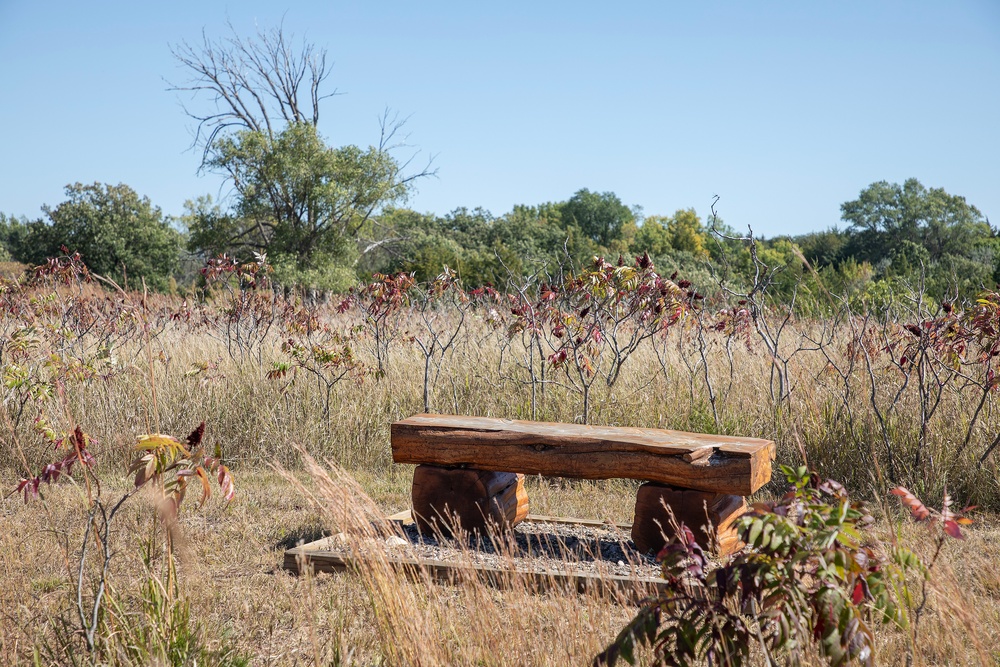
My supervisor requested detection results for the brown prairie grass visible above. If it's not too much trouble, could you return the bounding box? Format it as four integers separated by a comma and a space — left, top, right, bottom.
2, 463, 998, 666
2, 302, 1000, 665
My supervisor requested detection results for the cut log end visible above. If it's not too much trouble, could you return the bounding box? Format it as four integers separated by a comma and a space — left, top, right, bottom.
631, 482, 746, 558
411, 465, 528, 537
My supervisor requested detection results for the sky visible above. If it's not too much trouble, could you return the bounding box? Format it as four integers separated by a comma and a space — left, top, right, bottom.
1, 1, 998, 238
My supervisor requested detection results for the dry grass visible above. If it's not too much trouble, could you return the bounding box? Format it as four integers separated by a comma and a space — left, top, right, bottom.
2, 464, 998, 666
2, 289, 1000, 665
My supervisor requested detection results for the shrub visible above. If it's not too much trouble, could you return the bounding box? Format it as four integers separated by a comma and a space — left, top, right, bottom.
12, 422, 241, 665
596, 466, 970, 667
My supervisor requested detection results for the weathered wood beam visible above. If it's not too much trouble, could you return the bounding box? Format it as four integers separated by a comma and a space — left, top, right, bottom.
392, 414, 774, 496
284, 539, 666, 604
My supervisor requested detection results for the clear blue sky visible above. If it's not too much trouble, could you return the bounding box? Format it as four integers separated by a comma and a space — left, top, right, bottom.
1, 1, 998, 237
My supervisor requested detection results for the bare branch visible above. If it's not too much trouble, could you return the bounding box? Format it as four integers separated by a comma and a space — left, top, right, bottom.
167, 21, 334, 164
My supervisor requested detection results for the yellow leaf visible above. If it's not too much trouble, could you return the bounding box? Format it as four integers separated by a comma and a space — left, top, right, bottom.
135, 434, 182, 451
195, 466, 212, 508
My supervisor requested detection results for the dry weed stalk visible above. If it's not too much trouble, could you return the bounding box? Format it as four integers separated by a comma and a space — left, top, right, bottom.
276, 449, 645, 666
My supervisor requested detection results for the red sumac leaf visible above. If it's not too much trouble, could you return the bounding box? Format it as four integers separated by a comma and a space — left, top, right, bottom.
890, 487, 931, 521
852, 580, 865, 605
217, 464, 235, 502
15, 478, 37, 504
28, 478, 40, 502
943, 520, 964, 540
195, 466, 211, 508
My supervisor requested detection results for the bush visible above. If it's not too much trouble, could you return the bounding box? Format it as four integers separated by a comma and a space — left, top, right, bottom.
596, 466, 970, 667
14, 183, 182, 291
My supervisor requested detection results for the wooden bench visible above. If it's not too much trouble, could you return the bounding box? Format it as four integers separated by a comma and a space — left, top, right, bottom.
391, 414, 775, 557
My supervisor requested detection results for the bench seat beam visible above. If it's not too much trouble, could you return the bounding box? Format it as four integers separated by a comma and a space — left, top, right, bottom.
392, 414, 774, 496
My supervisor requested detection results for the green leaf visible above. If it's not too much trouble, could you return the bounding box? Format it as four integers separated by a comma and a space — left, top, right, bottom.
748, 519, 763, 547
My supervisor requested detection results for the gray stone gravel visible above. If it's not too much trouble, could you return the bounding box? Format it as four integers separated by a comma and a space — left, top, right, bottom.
323, 519, 664, 579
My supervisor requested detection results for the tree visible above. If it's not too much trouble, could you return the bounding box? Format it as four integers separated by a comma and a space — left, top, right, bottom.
188, 122, 411, 285
170, 22, 332, 158
840, 179, 993, 302
634, 215, 672, 256
841, 178, 990, 266
368, 208, 467, 283
0, 212, 32, 263
561, 189, 635, 249
794, 227, 848, 268
639, 208, 710, 258
171, 23, 431, 289
19, 183, 181, 291
364, 203, 596, 287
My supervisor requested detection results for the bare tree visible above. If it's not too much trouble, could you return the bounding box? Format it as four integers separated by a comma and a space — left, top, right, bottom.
707, 197, 798, 405
169, 21, 335, 161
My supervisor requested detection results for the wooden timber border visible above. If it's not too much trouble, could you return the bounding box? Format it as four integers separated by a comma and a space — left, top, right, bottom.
283, 511, 666, 604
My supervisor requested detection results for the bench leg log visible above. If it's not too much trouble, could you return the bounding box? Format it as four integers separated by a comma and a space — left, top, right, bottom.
411, 465, 529, 537
631, 483, 746, 557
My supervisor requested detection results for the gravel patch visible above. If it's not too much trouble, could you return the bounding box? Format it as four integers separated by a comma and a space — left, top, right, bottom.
316, 518, 664, 580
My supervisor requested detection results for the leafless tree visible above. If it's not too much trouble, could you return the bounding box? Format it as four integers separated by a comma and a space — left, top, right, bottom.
169, 21, 336, 161
708, 197, 799, 405
410, 269, 468, 413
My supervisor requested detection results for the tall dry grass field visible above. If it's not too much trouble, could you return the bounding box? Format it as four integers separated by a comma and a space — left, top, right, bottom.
1, 269, 998, 665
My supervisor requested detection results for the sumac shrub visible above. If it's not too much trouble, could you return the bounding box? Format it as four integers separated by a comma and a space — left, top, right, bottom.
597, 466, 969, 667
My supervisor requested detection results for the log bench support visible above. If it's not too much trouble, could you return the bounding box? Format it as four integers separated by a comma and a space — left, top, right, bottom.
411, 464, 529, 537
630, 483, 747, 558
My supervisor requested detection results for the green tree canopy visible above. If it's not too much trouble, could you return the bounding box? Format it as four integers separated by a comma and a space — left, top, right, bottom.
841, 178, 990, 265
635, 209, 709, 258
794, 228, 848, 268
17, 183, 181, 291
0, 213, 33, 263
188, 122, 412, 279
839, 178, 994, 301
561, 188, 635, 249
363, 204, 591, 286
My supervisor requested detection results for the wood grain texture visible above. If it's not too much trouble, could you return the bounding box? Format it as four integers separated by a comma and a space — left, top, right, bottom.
411, 465, 529, 536
392, 414, 775, 495
630, 483, 747, 557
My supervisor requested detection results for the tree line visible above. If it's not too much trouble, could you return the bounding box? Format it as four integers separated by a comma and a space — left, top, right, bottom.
0, 23, 994, 309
